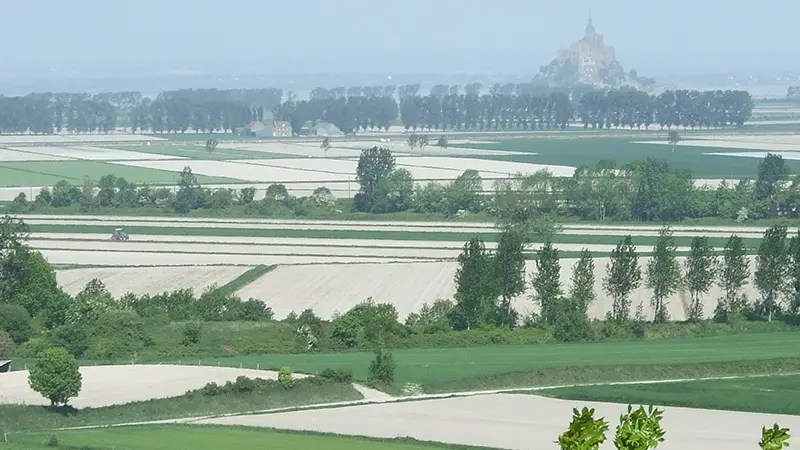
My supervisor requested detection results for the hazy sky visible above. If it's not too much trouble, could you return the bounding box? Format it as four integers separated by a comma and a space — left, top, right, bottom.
1, 0, 797, 77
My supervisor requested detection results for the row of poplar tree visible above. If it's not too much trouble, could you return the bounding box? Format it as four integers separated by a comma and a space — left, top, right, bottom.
448, 225, 800, 334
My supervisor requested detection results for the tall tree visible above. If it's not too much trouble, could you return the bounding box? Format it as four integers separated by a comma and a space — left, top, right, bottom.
450, 237, 496, 330
684, 236, 718, 322
789, 230, 800, 315
645, 227, 681, 322
755, 225, 789, 321
531, 241, 562, 324
569, 249, 596, 316
603, 236, 642, 322
492, 229, 526, 327
717, 234, 751, 321
354, 146, 395, 212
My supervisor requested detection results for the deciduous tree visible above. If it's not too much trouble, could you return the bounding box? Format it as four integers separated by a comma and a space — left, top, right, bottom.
755, 225, 789, 321
28, 347, 82, 407
531, 241, 562, 324
450, 237, 496, 330
716, 234, 751, 321
604, 236, 641, 322
684, 236, 717, 321
646, 227, 681, 322
493, 229, 526, 326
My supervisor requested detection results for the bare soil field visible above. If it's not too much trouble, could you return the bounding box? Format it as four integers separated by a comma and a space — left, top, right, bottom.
221, 141, 528, 157
635, 139, 800, 152
199, 393, 800, 450
705, 151, 800, 161
56, 265, 251, 297
18, 215, 772, 235
6, 146, 184, 161
0, 134, 165, 145
0, 365, 297, 408
236, 257, 753, 321
0, 148, 69, 162
37, 249, 434, 266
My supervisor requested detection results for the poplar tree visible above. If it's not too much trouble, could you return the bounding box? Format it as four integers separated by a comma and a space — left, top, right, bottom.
531, 241, 562, 324
646, 227, 681, 323
604, 236, 641, 322
755, 225, 789, 321
684, 236, 718, 322
716, 234, 750, 321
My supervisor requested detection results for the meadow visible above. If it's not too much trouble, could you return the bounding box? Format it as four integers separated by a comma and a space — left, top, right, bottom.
0, 160, 240, 187
168, 332, 800, 389
454, 136, 800, 178
5, 426, 497, 450
541, 373, 800, 416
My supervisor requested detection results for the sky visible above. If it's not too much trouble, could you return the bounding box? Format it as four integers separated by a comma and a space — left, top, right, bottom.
0, 0, 797, 80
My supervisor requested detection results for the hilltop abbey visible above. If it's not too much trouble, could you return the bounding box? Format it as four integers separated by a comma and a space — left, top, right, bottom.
534, 17, 654, 88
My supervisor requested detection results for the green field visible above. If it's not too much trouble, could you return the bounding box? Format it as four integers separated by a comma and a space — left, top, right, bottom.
6, 426, 495, 450
455, 137, 800, 178
112, 144, 298, 160
0, 161, 241, 187
541, 373, 800, 416
160, 332, 800, 390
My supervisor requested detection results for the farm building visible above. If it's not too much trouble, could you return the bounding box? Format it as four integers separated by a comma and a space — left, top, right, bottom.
315, 122, 344, 137
235, 121, 274, 137
273, 121, 292, 137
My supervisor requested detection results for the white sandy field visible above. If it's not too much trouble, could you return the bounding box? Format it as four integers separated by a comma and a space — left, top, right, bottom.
199, 393, 800, 450
56, 265, 251, 297
0, 134, 165, 144
4, 145, 184, 161
236, 257, 757, 321
0, 365, 306, 408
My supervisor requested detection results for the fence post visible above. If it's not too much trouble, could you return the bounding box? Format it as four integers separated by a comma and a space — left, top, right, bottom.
257, 363, 260, 370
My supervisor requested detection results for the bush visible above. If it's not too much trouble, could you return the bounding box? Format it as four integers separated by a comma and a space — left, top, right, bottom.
318, 368, 353, 383
51, 323, 90, 358
0, 330, 15, 357
15, 337, 50, 358
0, 303, 34, 344
278, 366, 293, 389
86, 310, 148, 362
28, 347, 82, 406
181, 322, 202, 346
367, 348, 395, 386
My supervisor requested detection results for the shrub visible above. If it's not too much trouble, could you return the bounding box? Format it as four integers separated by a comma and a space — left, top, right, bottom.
367, 348, 395, 386
28, 347, 82, 406
231, 375, 258, 393
15, 337, 50, 358
0, 330, 15, 357
181, 322, 202, 346
0, 303, 34, 344
278, 366, 293, 389
51, 323, 90, 358
318, 368, 353, 383
86, 310, 148, 362
46, 436, 59, 447
760, 424, 791, 450
613, 405, 665, 450
557, 407, 609, 450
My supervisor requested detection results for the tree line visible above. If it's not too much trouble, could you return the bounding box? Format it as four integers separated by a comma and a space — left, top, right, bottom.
0, 84, 752, 135
10, 147, 798, 223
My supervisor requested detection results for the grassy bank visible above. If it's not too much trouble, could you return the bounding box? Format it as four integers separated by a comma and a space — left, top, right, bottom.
0, 377, 361, 433
167, 330, 800, 389
6, 425, 501, 450
539, 373, 800, 415
210, 265, 275, 296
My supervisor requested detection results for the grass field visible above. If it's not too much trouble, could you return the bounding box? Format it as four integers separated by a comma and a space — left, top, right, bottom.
455, 137, 800, 178
0, 161, 241, 187
112, 144, 298, 161
541, 373, 800, 416
165, 332, 800, 389
25, 223, 766, 248
0, 378, 360, 432
6, 425, 497, 450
